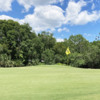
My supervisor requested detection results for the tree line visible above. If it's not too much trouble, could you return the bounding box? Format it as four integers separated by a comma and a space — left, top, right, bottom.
0, 20, 100, 68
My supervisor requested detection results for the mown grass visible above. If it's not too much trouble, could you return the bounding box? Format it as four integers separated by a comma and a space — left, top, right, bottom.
0, 65, 100, 100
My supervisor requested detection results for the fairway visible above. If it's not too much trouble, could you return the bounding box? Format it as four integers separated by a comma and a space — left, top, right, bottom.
0, 65, 100, 100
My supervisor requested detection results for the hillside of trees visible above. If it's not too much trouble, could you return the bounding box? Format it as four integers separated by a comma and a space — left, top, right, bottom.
0, 20, 100, 68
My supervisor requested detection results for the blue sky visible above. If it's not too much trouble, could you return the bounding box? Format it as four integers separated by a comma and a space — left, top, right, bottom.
0, 0, 100, 42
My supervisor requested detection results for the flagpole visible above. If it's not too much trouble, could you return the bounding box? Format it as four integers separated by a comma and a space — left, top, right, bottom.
67, 55, 69, 65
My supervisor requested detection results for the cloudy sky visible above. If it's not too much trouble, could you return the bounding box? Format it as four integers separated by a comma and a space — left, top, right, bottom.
0, 0, 100, 42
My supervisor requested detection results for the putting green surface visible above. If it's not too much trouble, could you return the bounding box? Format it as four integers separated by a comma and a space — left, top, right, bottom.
0, 65, 100, 100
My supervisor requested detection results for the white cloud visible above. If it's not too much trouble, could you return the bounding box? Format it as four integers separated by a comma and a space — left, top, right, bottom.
74, 11, 100, 25
65, 0, 100, 25
17, 0, 64, 12
0, 15, 24, 24
23, 5, 65, 32
0, 0, 13, 12
65, 0, 87, 24
58, 27, 69, 32
56, 38, 64, 42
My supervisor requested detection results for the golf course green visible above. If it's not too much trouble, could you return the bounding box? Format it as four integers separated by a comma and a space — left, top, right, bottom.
0, 65, 100, 100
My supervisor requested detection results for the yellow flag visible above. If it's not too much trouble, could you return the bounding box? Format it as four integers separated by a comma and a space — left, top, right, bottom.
65, 47, 71, 55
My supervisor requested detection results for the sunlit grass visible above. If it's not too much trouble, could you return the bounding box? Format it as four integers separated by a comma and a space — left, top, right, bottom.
0, 65, 100, 100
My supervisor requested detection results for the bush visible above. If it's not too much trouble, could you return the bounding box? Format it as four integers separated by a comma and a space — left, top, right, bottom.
28, 59, 39, 66
42, 49, 55, 64
4, 60, 15, 67
70, 52, 85, 67
14, 60, 24, 67
55, 54, 63, 63
0, 54, 15, 67
84, 45, 100, 68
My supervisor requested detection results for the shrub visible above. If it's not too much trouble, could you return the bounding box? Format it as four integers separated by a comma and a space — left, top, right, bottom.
55, 54, 63, 63
14, 60, 24, 67
70, 52, 85, 67
42, 49, 55, 64
28, 59, 39, 66
0, 54, 15, 67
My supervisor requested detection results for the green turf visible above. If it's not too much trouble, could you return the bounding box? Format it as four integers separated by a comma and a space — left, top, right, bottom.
0, 65, 100, 100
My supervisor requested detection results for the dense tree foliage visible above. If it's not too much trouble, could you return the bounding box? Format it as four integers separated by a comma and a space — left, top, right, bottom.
0, 20, 100, 68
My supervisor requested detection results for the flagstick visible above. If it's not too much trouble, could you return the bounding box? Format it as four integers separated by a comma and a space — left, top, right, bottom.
67, 55, 69, 65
